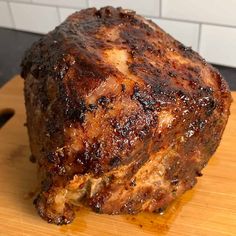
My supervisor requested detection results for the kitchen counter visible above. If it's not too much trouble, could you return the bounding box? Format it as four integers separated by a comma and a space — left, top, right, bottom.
0, 27, 235, 90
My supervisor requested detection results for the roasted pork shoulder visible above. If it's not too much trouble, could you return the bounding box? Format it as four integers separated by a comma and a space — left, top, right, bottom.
21, 7, 231, 224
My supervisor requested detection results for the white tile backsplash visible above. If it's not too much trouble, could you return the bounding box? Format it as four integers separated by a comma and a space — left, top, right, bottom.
162, 0, 236, 27
89, 0, 160, 17
151, 18, 199, 51
0, 0, 236, 67
59, 7, 79, 23
200, 25, 236, 68
32, 0, 87, 8
0, 1, 13, 28
10, 2, 59, 33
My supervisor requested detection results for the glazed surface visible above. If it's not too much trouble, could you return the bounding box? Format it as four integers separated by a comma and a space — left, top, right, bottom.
22, 7, 231, 224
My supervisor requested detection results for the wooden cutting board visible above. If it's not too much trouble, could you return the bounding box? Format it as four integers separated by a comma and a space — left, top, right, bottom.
0, 76, 235, 236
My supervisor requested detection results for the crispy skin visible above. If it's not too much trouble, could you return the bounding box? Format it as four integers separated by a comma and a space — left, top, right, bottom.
21, 7, 231, 224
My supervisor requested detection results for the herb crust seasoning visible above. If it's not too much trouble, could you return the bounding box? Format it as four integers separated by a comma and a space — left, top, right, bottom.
21, 7, 231, 224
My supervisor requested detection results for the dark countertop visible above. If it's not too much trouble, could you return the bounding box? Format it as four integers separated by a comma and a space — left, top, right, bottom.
0, 27, 235, 90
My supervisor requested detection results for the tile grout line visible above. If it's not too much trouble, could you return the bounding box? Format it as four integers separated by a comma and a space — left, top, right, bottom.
6, 0, 85, 11
4, 0, 236, 29
7, 1, 16, 29
56, 6, 61, 23
197, 23, 202, 52
1, 0, 32, 3
146, 15, 236, 29
3, 0, 236, 36
159, 0, 162, 17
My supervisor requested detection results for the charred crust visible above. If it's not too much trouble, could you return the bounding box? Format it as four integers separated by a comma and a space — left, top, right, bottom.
170, 178, 179, 185
109, 156, 121, 167
63, 96, 87, 123
129, 178, 136, 187
21, 6, 151, 80
22, 6, 231, 224
41, 177, 53, 192
177, 43, 195, 58
88, 190, 110, 213
155, 207, 166, 214
128, 61, 161, 88
47, 152, 60, 164
131, 85, 156, 111
97, 96, 111, 108
168, 71, 177, 78
87, 103, 98, 111
29, 154, 36, 163
46, 118, 60, 136
196, 170, 203, 177
121, 84, 126, 92
75, 141, 108, 175
46, 151, 64, 164
91, 202, 102, 213
113, 118, 137, 137
34, 194, 75, 225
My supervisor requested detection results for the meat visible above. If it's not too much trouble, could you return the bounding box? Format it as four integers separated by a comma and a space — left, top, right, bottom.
21, 7, 232, 225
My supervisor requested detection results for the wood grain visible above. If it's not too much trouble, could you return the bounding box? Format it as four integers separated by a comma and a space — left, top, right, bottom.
0, 76, 235, 236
